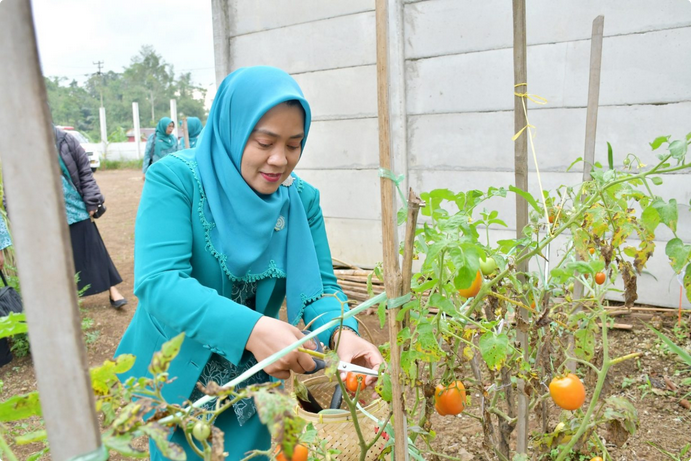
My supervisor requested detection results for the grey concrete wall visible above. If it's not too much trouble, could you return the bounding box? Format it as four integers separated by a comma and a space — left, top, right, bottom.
213, 0, 691, 308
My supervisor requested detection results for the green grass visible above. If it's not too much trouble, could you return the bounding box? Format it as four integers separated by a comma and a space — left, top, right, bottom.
99, 159, 142, 170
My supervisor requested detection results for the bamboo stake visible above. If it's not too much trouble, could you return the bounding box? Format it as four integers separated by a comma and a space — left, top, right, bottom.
0, 1, 104, 459
512, 0, 530, 454
569, 16, 605, 372
402, 189, 422, 327
375, 0, 408, 458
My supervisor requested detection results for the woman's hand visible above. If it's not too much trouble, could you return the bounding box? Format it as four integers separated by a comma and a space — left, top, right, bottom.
245, 316, 318, 380
332, 329, 384, 387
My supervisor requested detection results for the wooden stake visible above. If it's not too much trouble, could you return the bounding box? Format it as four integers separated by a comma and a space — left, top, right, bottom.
512, 0, 530, 454
569, 16, 605, 372
401, 188, 422, 327
0, 1, 103, 459
375, 0, 408, 458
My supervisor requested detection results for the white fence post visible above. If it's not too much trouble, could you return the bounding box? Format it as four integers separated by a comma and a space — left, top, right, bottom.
133, 101, 142, 159
99, 106, 107, 157
0, 0, 105, 459
170, 98, 178, 137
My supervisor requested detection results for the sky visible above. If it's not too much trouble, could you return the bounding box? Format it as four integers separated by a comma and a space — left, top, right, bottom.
31, 0, 217, 90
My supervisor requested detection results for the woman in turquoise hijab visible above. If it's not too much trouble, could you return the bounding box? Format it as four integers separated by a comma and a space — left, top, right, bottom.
142, 117, 179, 176
179, 116, 203, 149
116, 66, 383, 460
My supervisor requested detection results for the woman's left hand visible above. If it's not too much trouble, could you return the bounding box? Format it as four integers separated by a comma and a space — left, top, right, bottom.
333, 329, 384, 387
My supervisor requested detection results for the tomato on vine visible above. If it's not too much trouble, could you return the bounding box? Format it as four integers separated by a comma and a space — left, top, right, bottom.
479, 256, 497, 275
192, 421, 211, 442
549, 373, 586, 411
590, 457, 603, 461
458, 271, 483, 298
595, 272, 606, 285
588, 247, 595, 255
345, 372, 366, 393
276, 444, 308, 461
434, 381, 466, 416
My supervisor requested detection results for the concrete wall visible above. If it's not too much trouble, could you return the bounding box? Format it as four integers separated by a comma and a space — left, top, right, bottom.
212, 0, 691, 308
104, 142, 147, 162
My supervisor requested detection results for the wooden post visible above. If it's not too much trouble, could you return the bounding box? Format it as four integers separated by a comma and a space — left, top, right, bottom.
182, 117, 191, 149
512, 0, 530, 454
0, 1, 104, 460
375, 0, 409, 459
569, 15, 605, 372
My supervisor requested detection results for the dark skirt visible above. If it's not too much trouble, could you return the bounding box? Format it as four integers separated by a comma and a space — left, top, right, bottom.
69, 219, 122, 297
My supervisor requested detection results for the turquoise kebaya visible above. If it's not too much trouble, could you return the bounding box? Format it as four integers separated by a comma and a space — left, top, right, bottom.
194, 66, 321, 326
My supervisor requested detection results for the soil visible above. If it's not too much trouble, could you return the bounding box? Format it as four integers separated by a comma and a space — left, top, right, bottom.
1, 169, 690, 460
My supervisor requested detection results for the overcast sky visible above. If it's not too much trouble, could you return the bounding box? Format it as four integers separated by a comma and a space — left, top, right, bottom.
31, 0, 216, 89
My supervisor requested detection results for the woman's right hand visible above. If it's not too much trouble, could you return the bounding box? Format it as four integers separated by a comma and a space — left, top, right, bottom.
245, 316, 317, 380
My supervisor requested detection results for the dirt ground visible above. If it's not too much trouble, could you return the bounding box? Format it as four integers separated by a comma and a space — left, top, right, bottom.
1, 169, 690, 460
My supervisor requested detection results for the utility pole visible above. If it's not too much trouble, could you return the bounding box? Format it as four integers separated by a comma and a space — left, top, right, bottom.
93, 61, 107, 155
92, 60, 104, 107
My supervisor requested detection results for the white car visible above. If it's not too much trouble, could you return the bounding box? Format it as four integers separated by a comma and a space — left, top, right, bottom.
57, 127, 102, 172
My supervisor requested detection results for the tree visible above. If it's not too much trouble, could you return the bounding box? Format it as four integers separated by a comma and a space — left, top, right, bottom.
123, 45, 175, 126
46, 45, 208, 141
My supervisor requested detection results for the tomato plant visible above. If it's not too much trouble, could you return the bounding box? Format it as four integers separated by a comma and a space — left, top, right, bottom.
549, 373, 586, 411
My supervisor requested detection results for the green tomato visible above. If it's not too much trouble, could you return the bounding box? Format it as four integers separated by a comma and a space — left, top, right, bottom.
192, 421, 211, 442
479, 256, 497, 275
567, 282, 575, 292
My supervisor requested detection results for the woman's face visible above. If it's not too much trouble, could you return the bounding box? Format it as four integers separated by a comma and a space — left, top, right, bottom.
166, 122, 175, 135
241, 102, 304, 195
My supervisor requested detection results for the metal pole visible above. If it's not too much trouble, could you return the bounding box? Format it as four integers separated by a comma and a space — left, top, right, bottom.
133, 102, 142, 159
0, 1, 104, 459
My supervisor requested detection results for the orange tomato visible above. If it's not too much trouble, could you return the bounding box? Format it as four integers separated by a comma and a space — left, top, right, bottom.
548, 214, 555, 224
345, 372, 366, 393
434, 381, 466, 416
276, 444, 308, 461
458, 271, 483, 298
590, 457, 603, 461
588, 247, 595, 255
549, 373, 586, 411
595, 272, 606, 285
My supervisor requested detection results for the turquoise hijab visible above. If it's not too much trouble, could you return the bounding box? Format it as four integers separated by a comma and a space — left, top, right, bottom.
195, 66, 321, 325
154, 117, 177, 157
187, 117, 202, 148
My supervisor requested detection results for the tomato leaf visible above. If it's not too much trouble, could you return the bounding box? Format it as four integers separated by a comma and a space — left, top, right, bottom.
0, 392, 41, 422
509, 186, 542, 214
649, 135, 670, 150
414, 323, 444, 361
640, 205, 661, 235
669, 139, 688, 160
665, 238, 691, 273
607, 142, 614, 170
479, 332, 509, 371
0, 313, 28, 340
149, 333, 185, 375
91, 354, 136, 396
566, 157, 583, 172
376, 372, 393, 402
140, 423, 186, 461
651, 198, 678, 233
15, 430, 47, 445
684, 263, 691, 303
574, 328, 595, 361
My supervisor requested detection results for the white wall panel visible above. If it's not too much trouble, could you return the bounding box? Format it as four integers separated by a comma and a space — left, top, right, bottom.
297, 169, 382, 221
231, 0, 374, 36
301, 118, 379, 170
230, 12, 375, 74
404, 0, 691, 60
293, 66, 378, 120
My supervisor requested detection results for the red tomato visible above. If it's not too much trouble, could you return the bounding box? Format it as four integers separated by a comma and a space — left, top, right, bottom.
549, 373, 586, 411
434, 381, 466, 416
458, 271, 483, 298
345, 372, 366, 393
